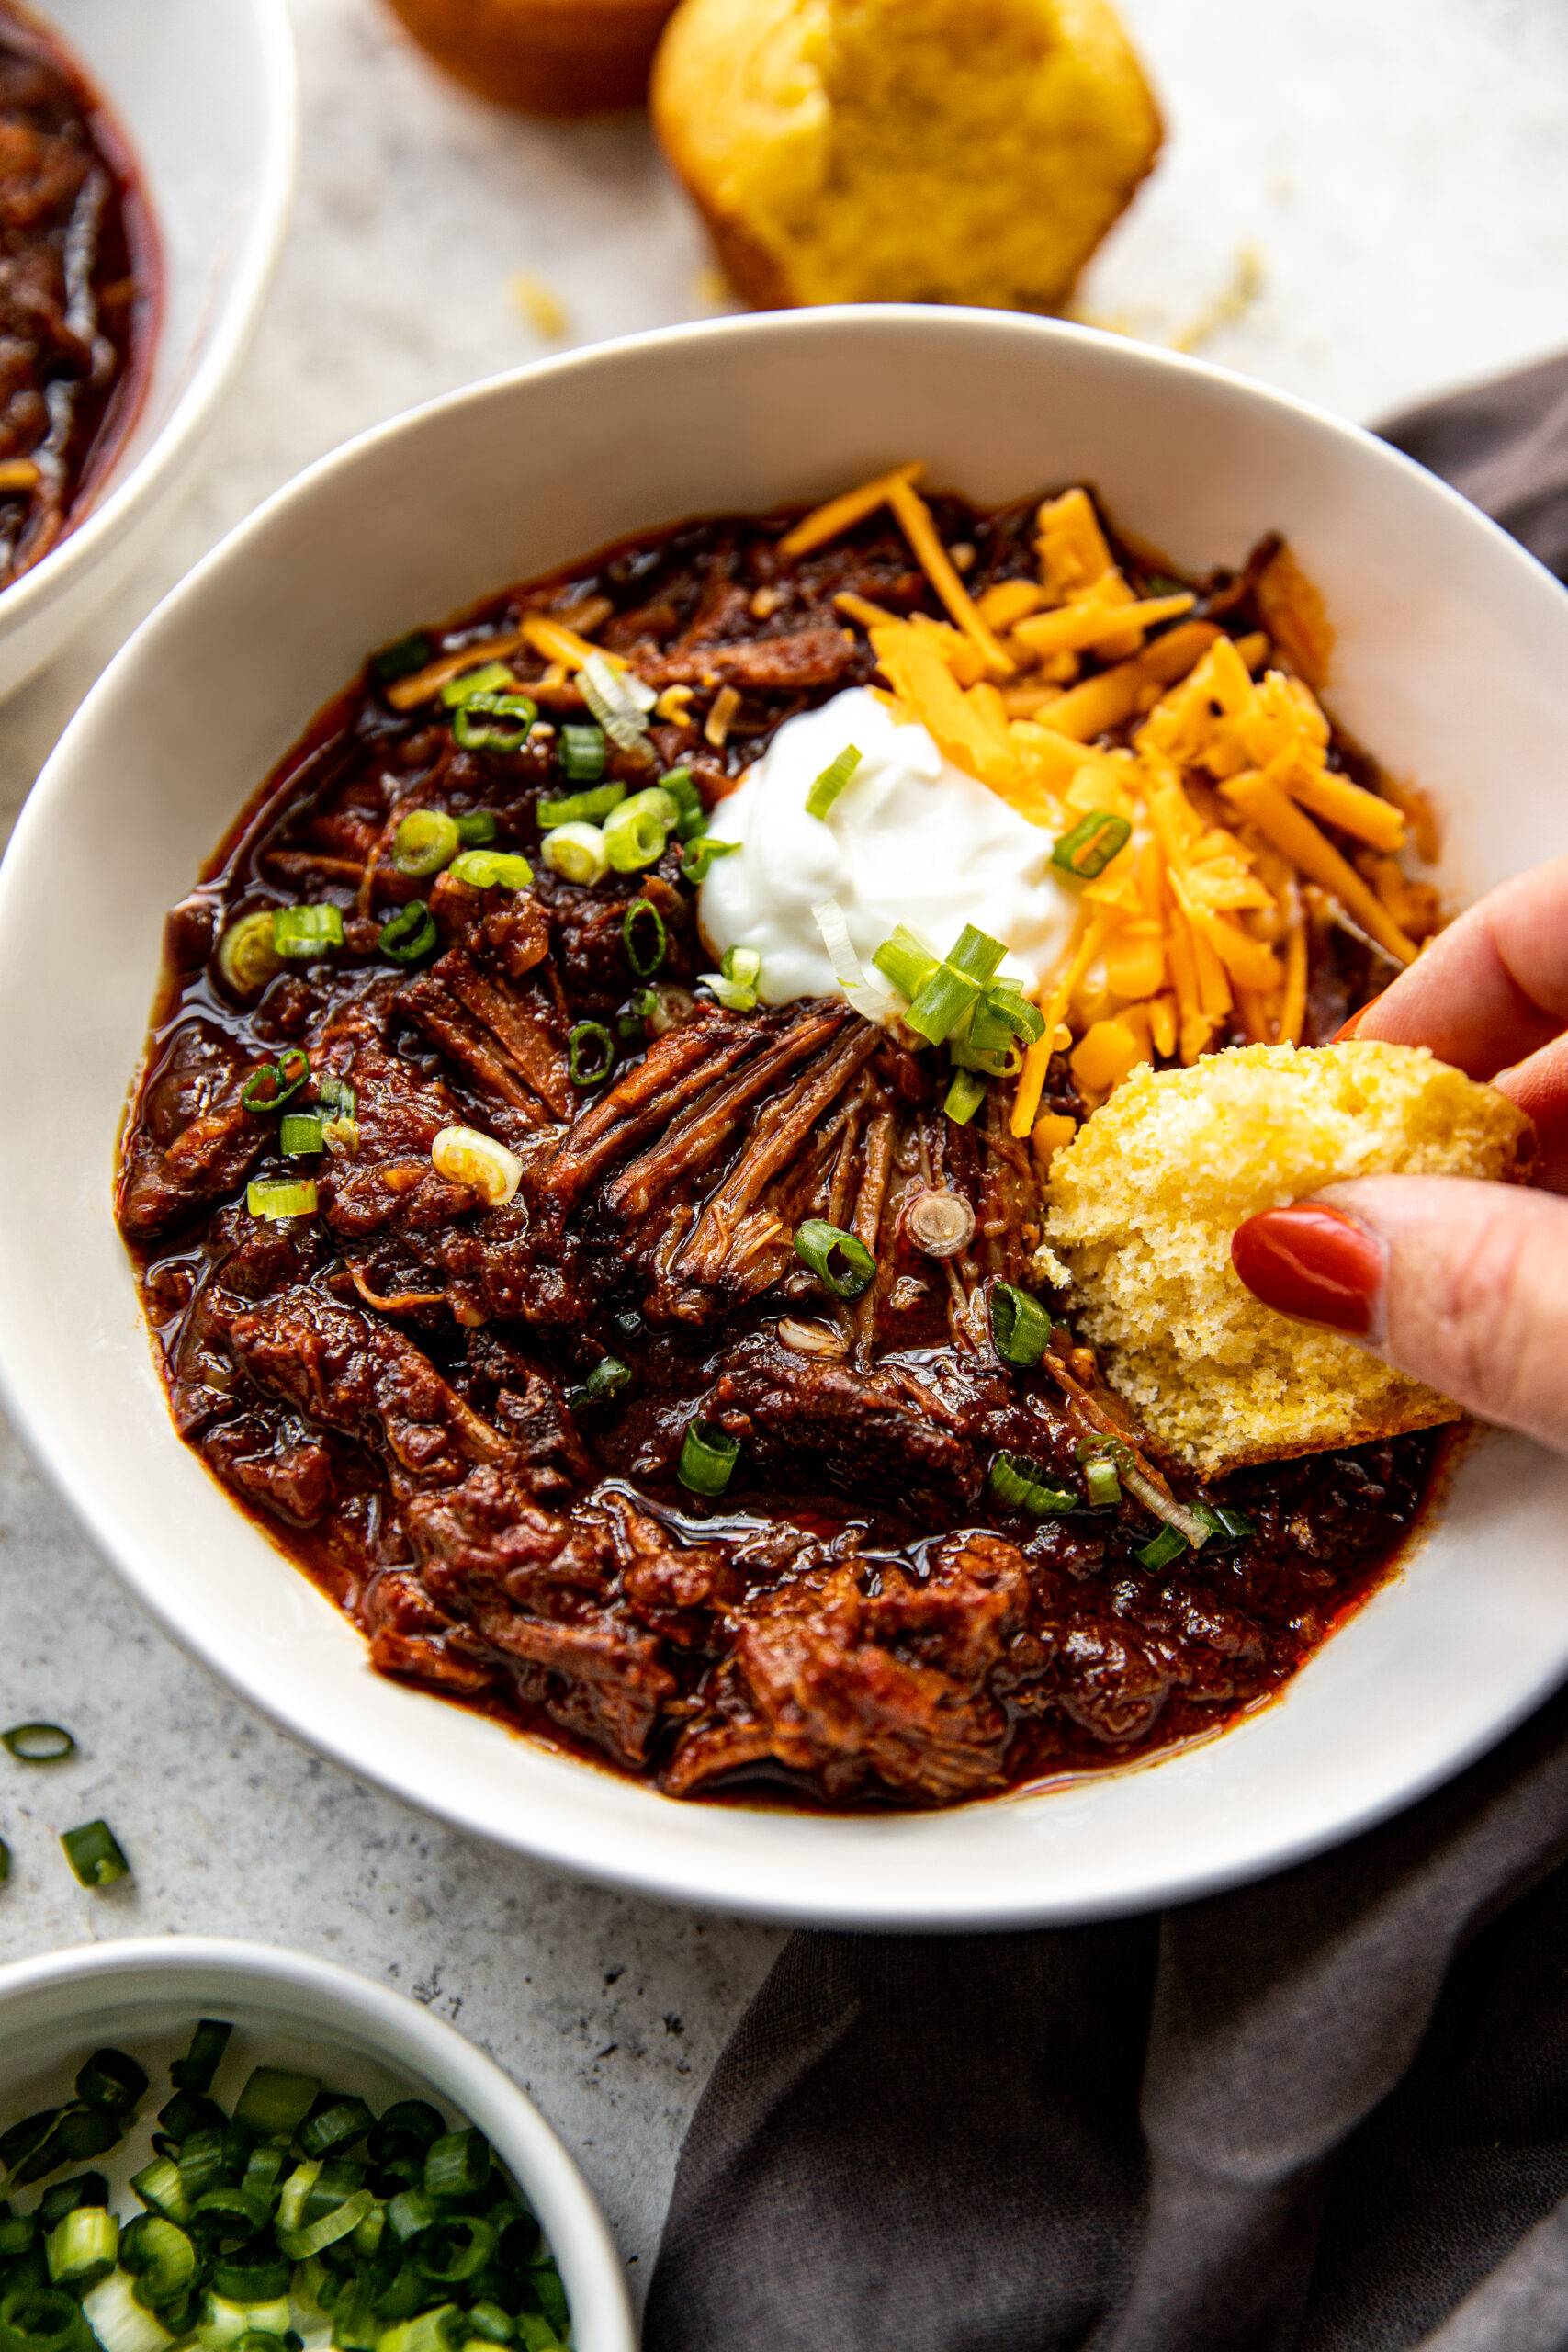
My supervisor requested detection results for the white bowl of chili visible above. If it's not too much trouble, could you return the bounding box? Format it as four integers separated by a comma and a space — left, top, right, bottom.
0, 0, 297, 704
0, 1938, 636, 2352
2, 307, 1568, 1925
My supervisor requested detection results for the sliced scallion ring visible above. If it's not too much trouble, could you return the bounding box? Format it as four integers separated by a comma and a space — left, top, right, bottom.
539, 821, 607, 886
557, 723, 607, 784
245, 1178, 319, 1223
454, 809, 497, 846
989, 1281, 1052, 1369
793, 1219, 875, 1301
872, 924, 939, 1002
602, 787, 675, 874
1135, 1525, 1189, 1571
988, 1452, 1077, 1517
568, 1021, 616, 1089
423, 2129, 491, 2204
215, 911, 282, 1000
1052, 808, 1132, 881
446, 849, 533, 891
278, 1114, 324, 1158
75, 2049, 148, 2112
370, 631, 434, 685
60, 1819, 130, 1889
453, 694, 536, 753
4, 2285, 88, 2352
378, 900, 438, 967
567, 1356, 633, 1412
170, 2021, 231, 2098
677, 1419, 739, 1498
578, 652, 656, 752
622, 897, 667, 978
392, 811, 460, 879
943, 1068, 988, 1124
438, 662, 516, 708
271, 904, 344, 962
2, 1721, 75, 1764
681, 835, 737, 885
804, 743, 862, 820
538, 779, 624, 828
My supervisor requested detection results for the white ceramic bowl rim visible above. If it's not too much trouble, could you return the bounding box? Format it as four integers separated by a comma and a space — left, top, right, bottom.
0, 1936, 636, 2352
6, 306, 1568, 1929
0, 0, 298, 639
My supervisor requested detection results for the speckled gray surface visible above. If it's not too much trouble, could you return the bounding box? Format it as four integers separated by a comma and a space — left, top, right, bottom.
0, 0, 1563, 2299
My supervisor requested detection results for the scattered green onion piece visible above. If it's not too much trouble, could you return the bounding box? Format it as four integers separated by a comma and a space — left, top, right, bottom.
276, 2188, 374, 2261
660, 767, 706, 842
453, 694, 537, 753
0, 2213, 34, 2258
905, 961, 981, 1046
681, 835, 738, 885
622, 897, 667, 978
617, 987, 657, 1043
299, 2098, 373, 2160
384, 2188, 435, 2248
241, 1057, 305, 1114
872, 924, 940, 1001
412, 2216, 493, 2284
234, 2068, 319, 2145
1083, 1456, 1122, 1510
578, 651, 657, 751
438, 662, 517, 709
154, 2089, 224, 2145
83, 2272, 175, 2352
60, 1820, 130, 1889
215, 911, 283, 1000
0, 1838, 9, 1887
423, 2132, 491, 2206
447, 850, 533, 891
38, 2170, 109, 2224
946, 923, 1007, 984
466, 2307, 514, 2345
1052, 808, 1132, 882
455, 809, 498, 846
567, 1022, 615, 1090
567, 1356, 633, 1412
119, 2217, 195, 2306
171, 2021, 231, 2098
6, 2285, 93, 2352
557, 725, 607, 785
392, 811, 460, 880
189, 2188, 270, 2247
537, 779, 624, 828
278, 1114, 324, 1158
378, 2307, 466, 2352
130, 2162, 187, 2226
75, 2051, 146, 2113
1190, 1501, 1256, 1543
602, 788, 675, 874
804, 743, 863, 820
45, 2206, 118, 2288
209, 2252, 288, 2305
271, 904, 344, 962
793, 1218, 875, 1301
378, 900, 438, 967
1135, 1525, 1190, 1571
370, 632, 434, 685
196, 2293, 293, 2352
1, 1723, 74, 1765
701, 964, 757, 1012
368, 2104, 446, 2163
989, 1281, 1052, 1369
0, 2109, 61, 2180
174, 2132, 229, 2203
677, 1420, 739, 1499
988, 1453, 1077, 1517
528, 2269, 570, 2335
980, 981, 1046, 1047
943, 1068, 988, 1124
328, 2280, 379, 2352
246, 1179, 318, 1224
538, 822, 607, 886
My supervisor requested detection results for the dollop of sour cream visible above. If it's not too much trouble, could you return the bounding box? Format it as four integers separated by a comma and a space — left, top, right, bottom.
697, 687, 1077, 1012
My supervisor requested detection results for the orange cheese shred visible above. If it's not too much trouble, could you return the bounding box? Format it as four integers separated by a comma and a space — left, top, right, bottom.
1012, 592, 1196, 662
886, 475, 1015, 677
1221, 773, 1418, 965
777, 462, 925, 558
386, 628, 529, 710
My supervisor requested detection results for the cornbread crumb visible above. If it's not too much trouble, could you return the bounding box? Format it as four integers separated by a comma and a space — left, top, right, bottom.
1044, 1042, 1530, 1474
652, 0, 1162, 313
512, 271, 569, 340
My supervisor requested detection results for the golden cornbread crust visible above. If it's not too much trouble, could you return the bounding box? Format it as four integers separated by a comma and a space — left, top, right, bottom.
651, 0, 1163, 312
1044, 1042, 1532, 1476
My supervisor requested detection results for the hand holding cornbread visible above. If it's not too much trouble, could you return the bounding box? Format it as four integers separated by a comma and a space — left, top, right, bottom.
1234, 856, 1568, 1457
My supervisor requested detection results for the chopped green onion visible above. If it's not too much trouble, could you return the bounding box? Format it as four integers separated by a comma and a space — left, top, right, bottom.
681, 835, 738, 885
241, 1050, 311, 1114
130, 2162, 187, 2226
622, 897, 667, 978
196, 2293, 293, 2352
557, 724, 607, 784
1, 1722, 74, 1764
453, 694, 537, 753
567, 1021, 615, 1089
989, 1281, 1052, 1369
215, 911, 282, 1000
412, 2216, 493, 2284
947, 924, 1007, 984
190, 2187, 271, 2247
368, 2102, 445, 2162
447, 850, 533, 891
245, 1178, 318, 1223
60, 1820, 130, 1889
75, 2051, 146, 2113
1135, 1524, 1190, 1571
988, 1453, 1077, 1517
905, 961, 981, 1046
46, 2206, 118, 2287
276, 2188, 374, 2260
38, 2170, 110, 2224
378, 2308, 466, 2352
537, 779, 624, 828
274, 2163, 320, 2237
578, 652, 657, 752
392, 811, 460, 879
235, 2068, 319, 2144
701, 962, 758, 1012
602, 787, 675, 874
12, 2286, 96, 2352
568, 1356, 633, 1411
379, 900, 438, 966
1190, 1500, 1256, 1543
171, 2021, 231, 2098
423, 2131, 491, 2206
466, 2307, 514, 2344
660, 767, 706, 841
370, 632, 434, 685
0, 1838, 8, 1886
943, 1068, 988, 1124
1052, 809, 1132, 881
438, 662, 517, 708
1082, 1456, 1122, 1510
299, 2098, 373, 2159
0, 2109, 62, 2181
872, 925, 939, 1001
805, 744, 863, 820
279, 1114, 324, 1158
119, 2216, 196, 2305
793, 1219, 874, 1301
617, 986, 657, 1043
83, 2271, 175, 2352
384, 2188, 435, 2248
980, 981, 1046, 1046
455, 809, 497, 845
271, 904, 344, 961
539, 822, 607, 886
677, 1419, 739, 1498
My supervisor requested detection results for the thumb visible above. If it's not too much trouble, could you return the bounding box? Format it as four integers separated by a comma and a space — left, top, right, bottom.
1231, 1176, 1568, 1457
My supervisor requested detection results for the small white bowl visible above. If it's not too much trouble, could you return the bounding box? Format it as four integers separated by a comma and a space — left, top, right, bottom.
2, 308, 1568, 1927
0, 0, 297, 704
0, 1937, 636, 2352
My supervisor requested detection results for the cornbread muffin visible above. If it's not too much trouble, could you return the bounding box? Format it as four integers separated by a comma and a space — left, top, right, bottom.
1045, 1042, 1531, 1475
382, 0, 681, 115
651, 0, 1163, 311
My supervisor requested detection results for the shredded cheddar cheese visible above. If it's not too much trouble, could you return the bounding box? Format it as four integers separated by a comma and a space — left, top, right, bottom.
777, 462, 926, 559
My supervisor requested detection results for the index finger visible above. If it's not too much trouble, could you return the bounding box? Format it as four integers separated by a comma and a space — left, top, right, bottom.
1352, 853, 1568, 1077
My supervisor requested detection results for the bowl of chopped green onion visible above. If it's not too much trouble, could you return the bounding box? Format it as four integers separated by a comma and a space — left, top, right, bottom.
0, 1939, 633, 2352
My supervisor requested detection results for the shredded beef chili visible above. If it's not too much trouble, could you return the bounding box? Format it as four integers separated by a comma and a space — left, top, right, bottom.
0, 1, 152, 589
117, 489, 1442, 1811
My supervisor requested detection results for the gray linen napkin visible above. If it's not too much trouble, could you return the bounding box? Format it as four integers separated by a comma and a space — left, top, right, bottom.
642, 348, 1568, 2352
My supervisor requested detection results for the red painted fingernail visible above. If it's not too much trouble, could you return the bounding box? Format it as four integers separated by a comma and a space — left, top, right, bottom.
1332, 989, 1387, 1044
1231, 1204, 1387, 1338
